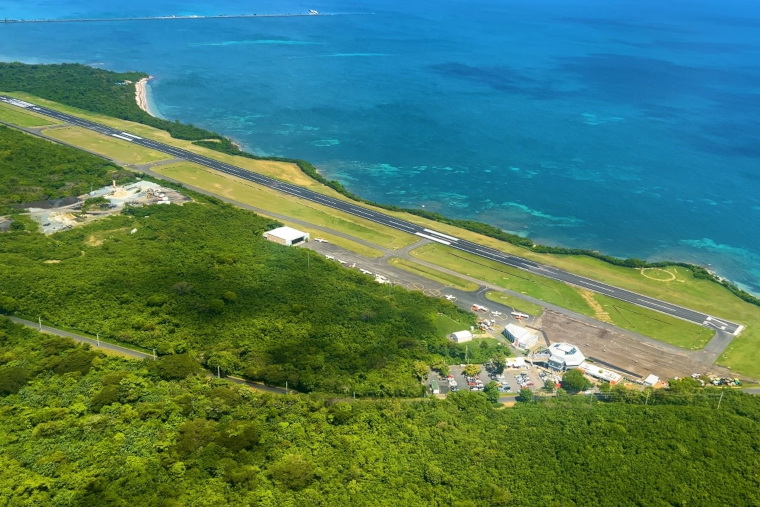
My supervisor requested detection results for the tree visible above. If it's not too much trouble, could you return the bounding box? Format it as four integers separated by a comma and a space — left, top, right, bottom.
154, 354, 202, 381
484, 381, 499, 404
0, 366, 28, 395
431, 358, 449, 377
561, 369, 591, 392
0, 296, 18, 314
269, 454, 315, 491
489, 351, 506, 373
463, 364, 481, 377
518, 388, 533, 402
412, 361, 429, 382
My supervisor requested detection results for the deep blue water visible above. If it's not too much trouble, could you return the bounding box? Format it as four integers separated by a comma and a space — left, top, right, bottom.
2, 0, 760, 293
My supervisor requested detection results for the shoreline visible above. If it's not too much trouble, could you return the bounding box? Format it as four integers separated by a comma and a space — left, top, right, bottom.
120, 72, 754, 299
135, 76, 156, 117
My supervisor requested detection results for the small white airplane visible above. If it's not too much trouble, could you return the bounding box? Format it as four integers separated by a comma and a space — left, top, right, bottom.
325, 255, 335, 260
314, 237, 329, 243
444, 294, 457, 301
338, 259, 347, 264
491, 311, 502, 317
359, 269, 372, 275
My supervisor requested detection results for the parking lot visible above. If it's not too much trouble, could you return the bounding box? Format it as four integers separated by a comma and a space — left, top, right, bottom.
436, 362, 547, 396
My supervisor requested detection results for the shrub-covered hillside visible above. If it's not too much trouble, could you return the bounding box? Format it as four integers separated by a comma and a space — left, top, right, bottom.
0, 127, 474, 395
1, 320, 759, 506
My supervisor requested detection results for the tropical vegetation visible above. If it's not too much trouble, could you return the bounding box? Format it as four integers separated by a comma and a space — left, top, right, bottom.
2, 319, 759, 505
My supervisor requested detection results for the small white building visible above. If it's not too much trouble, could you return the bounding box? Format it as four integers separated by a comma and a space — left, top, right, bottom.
451, 330, 473, 343
578, 361, 622, 385
546, 342, 586, 372
263, 226, 310, 246
643, 374, 659, 386
503, 323, 540, 349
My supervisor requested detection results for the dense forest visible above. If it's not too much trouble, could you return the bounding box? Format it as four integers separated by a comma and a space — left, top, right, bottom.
0, 127, 478, 395
2, 319, 759, 505
2, 61, 756, 307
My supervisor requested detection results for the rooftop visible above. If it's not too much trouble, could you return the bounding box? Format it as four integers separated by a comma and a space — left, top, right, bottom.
264, 226, 308, 242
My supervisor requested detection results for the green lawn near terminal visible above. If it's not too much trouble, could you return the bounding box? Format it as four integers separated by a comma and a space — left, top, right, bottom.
388, 258, 479, 291
411, 243, 594, 316
436, 313, 470, 337
485, 292, 544, 317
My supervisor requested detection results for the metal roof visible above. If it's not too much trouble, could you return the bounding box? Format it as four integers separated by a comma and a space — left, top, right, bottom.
264, 226, 308, 242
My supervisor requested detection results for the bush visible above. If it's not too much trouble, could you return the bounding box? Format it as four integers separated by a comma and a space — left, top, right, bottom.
561, 369, 592, 392
0, 366, 29, 395
154, 354, 202, 381
269, 454, 315, 491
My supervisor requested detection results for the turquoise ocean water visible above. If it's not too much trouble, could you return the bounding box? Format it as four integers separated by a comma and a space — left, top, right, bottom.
2, 0, 760, 293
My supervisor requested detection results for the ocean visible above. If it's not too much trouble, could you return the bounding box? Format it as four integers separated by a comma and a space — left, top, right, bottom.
2, 0, 760, 293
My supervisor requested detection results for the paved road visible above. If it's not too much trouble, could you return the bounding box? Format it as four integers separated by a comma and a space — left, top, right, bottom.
0, 95, 742, 335
5, 316, 293, 394
7, 316, 153, 359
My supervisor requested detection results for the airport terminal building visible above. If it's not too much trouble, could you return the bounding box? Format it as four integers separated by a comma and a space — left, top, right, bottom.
546, 342, 586, 372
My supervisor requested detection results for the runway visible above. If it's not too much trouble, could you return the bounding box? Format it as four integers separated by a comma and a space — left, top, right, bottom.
0, 94, 742, 335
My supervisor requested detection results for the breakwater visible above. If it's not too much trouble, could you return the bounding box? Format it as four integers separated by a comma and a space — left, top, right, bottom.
1, 12, 332, 24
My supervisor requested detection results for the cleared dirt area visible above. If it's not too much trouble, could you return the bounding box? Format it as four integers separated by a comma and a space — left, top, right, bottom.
539, 310, 737, 382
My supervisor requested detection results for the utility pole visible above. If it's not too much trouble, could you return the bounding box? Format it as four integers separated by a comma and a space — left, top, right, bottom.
96, 333, 100, 347
285, 381, 288, 395
307, 250, 310, 269
717, 389, 725, 410
645, 390, 650, 405
38, 316, 42, 331
153, 348, 157, 360
217, 365, 221, 378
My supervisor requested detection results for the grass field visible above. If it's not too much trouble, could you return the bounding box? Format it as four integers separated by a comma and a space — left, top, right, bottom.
485, 292, 544, 317
594, 293, 714, 349
41, 126, 171, 165
412, 243, 715, 349
436, 314, 471, 338
388, 258, 479, 291
152, 162, 416, 250
0, 102, 58, 127
277, 220, 383, 258
411, 243, 594, 315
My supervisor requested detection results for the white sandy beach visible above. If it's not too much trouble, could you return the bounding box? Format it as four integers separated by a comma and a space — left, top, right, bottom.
135, 76, 155, 116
